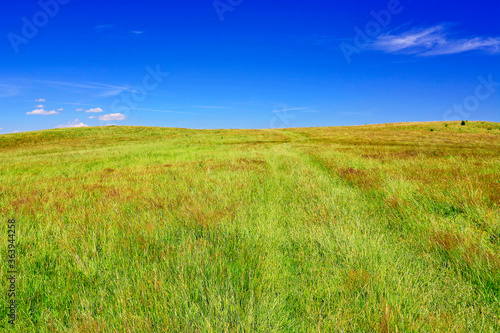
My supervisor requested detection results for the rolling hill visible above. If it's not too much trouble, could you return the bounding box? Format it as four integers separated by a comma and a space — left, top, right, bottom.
1, 121, 499, 332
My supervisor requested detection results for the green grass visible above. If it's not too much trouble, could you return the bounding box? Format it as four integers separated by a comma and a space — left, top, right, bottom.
1, 121, 499, 332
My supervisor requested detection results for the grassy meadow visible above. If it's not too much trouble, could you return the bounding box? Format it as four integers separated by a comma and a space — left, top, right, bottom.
1, 121, 500, 332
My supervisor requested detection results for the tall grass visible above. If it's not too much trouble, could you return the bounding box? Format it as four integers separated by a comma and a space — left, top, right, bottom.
0, 121, 499, 332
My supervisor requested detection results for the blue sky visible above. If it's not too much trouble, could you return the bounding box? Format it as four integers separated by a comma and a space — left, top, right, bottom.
1, 0, 499, 133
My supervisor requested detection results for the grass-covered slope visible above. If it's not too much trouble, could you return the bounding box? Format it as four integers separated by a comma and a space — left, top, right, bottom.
1, 121, 499, 332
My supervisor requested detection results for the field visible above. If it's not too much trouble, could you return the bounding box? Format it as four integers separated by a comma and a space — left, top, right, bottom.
1, 121, 499, 332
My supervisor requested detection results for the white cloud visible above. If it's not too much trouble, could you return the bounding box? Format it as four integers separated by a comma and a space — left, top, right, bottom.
36, 104, 44, 108
371, 25, 500, 56
27, 108, 60, 115
57, 119, 89, 128
35, 98, 46, 102
76, 108, 84, 111
89, 116, 96, 119
85, 107, 103, 113
57, 108, 64, 111
98, 113, 126, 121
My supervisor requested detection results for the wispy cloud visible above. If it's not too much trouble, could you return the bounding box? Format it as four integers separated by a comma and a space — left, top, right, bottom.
0, 84, 20, 98
95, 89, 127, 97
341, 111, 373, 116
371, 24, 500, 56
95, 24, 114, 30
192, 105, 231, 109
32, 80, 134, 98
98, 113, 126, 121
310, 34, 334, 46
27, 108, 60, 115
272, 107, 312, 113
120, 107, 204, 116
35, 98, 45, 102
35, 80, 103, 90
57, 119, 89, 128
94, 24, 145, 39
87, 82, 137, 97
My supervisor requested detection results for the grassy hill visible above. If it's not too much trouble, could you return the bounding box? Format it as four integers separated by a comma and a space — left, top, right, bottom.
1, 121, 499, 332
